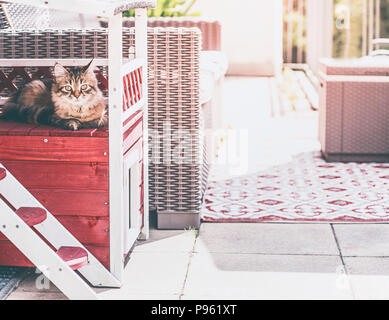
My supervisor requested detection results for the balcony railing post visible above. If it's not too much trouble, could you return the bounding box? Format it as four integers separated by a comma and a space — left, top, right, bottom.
306, 0, 333, 74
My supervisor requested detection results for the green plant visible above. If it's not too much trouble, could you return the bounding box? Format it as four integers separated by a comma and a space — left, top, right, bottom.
123, 0, 201, 18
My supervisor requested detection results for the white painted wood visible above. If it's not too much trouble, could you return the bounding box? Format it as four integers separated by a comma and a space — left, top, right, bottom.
0, 200, 98, 300
318, 70, 389, 82
369, 0, 374, 55
122, 101, 145, 126
121, 58, 145, 76
108, 12, 125, 282
373, 39, 389, 46
363, 0, 368, 56
306, 0, 334, 74
135, 7, 149, 241
0, 164, 121, 288
121, 58, 145, 123
370, 49, 389, 56
375, 0, 381, 40
123, 149, 141, 254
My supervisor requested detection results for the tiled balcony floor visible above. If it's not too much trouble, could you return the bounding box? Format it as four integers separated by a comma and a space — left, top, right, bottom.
8, 77, 389, 300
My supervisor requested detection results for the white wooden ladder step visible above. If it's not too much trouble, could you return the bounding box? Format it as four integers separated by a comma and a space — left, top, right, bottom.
0, 165, 121, 299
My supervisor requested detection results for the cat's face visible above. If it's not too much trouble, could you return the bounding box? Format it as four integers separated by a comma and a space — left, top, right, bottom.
52, 60, 100, 114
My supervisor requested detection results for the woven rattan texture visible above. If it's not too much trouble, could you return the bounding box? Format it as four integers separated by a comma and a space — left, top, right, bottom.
0, 6, 10, 30
319, 60, 389, 159
0, 3, 50, 29
342, 82, 389, 154
0, 28, 127, 59
146, 28, 204, 214
122, 17, 221, 51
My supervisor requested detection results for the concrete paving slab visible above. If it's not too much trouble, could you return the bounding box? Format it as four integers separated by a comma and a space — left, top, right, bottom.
333, 224, 389, 257
98, 252, 190, 299
183, 252, 352, 300
344, 257, 389, 300
134, 230, 197, 253
196, 223, 339, 255
7, 272, 62, 294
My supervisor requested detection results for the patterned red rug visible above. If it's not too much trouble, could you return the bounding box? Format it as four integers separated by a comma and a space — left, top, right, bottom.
201, 152, 389, 223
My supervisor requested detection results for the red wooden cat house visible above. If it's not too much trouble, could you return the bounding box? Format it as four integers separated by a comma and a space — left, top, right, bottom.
0, 0, 154, 299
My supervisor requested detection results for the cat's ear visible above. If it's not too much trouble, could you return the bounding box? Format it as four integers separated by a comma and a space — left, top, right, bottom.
54, 63, 69, 81
83, 59, 95, 74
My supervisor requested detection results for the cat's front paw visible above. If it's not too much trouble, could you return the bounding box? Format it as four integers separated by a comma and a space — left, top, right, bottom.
64, 119, 82, 131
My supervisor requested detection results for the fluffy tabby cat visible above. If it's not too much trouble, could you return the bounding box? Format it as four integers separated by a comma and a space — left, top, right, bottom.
0, 59, 107, 131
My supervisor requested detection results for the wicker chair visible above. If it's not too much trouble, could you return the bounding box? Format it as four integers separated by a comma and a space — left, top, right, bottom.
0, 26, 205, 229
101, 17, 222, 51
118, 18, 226, 228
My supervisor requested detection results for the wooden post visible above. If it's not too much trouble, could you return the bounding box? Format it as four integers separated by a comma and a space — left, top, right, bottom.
135, 8, 150, 241
363, 0, 368, 56
286, 0, 294, 63
108, 12, 124, 283
369, 0, 374, 54
375, 0, 381, 41
306, 0, 333, 74
297, 0, 304, 63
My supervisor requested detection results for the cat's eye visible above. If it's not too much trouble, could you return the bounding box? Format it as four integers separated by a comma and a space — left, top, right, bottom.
64, 85, 72, 91
80, 84, 89, 90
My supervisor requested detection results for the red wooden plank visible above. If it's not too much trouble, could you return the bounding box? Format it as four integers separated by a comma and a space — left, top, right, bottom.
127, 74, 134, 106
130, 72, 138, 104
0, 242, 110, 269
28, 125, 109, 137
0, 122, 99, 137
0, 121, 20, 135
123, 109, 143, 128
138, 67, 143, 97
90, 126, 109, 137
0, 216, 110, 245
134, 69, 141, 101
29, 124, 54, 136
140, 182, 144, 207
140, 159, 144, 181
55, 216, 109, 245
7, 123, 39, 136
1, 160, 109, 191
123, 121, 142, 155
124, 135, 143, 158
27, 189, 109, 217
15, 207, 47, 227
50, 128, 98, 138
57, 247, 88, 270
123, 75, 130, 111
0, 167, 5, 180
0, 136, 109, 162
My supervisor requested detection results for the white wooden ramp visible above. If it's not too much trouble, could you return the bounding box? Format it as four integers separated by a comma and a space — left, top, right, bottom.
0, 164, 121, 300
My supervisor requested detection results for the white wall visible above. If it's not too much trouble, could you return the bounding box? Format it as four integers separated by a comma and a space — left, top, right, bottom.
194, 0, 283, 76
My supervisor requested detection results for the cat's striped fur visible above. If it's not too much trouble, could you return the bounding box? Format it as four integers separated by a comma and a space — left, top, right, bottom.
0, 60, 107, 131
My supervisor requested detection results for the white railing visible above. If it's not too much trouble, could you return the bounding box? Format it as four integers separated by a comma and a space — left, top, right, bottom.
284, 0, 384, 66
283, 0, 306, 64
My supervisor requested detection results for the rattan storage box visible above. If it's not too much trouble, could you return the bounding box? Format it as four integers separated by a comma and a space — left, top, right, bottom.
318, 58, 389, 162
